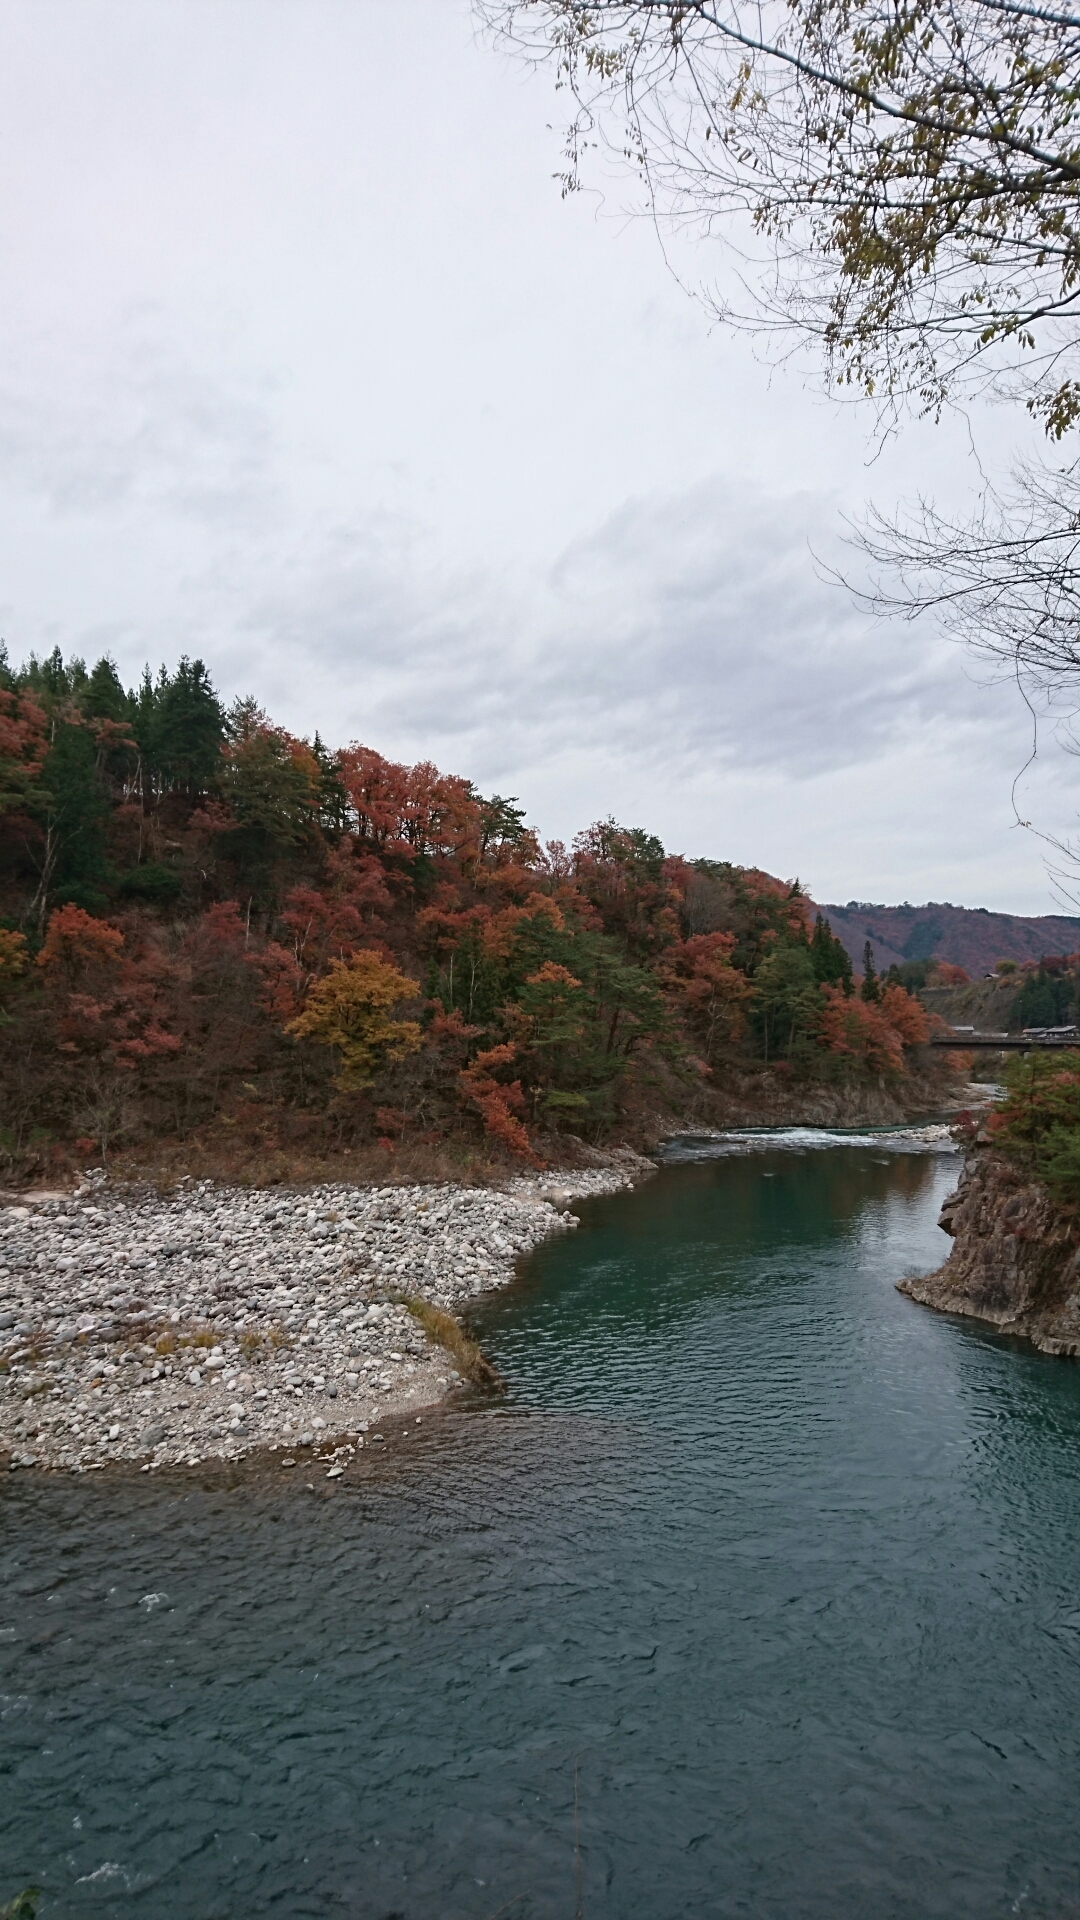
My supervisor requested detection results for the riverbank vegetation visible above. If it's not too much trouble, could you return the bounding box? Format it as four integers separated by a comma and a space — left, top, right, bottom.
982, 1052, 1080, 1209
0, 647, 957, 1181
400, 1297, 504, 1388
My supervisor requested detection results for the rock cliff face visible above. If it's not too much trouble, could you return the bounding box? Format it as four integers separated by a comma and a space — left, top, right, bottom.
900, 1151, 1080, 1356
672, 1065, 961, 1136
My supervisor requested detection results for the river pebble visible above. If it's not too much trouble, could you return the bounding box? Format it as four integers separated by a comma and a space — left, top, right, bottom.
0, 1156, 648, 1473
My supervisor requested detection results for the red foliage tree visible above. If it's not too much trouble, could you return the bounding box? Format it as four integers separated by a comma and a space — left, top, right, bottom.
0, 686, 47, 816
458, 1043, 539, 1162
817, 985, 906, 1076
34, 905, 182, 1155
36, 904, 125, 991
338, 747, 483, 867
929, 961, 971, 986
662, 932, 754, 1062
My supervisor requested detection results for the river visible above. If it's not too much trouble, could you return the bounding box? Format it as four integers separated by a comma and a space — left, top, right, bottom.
4, 1139, 1080, 1918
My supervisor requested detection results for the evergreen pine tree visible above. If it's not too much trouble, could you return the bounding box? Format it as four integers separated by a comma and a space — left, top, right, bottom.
861, 940, 881, 1003
150, 657, 227, 798
312, 732, 351, 835
810, 913, 854, 994
83, 655, 130, 723
32, 717, 113, 918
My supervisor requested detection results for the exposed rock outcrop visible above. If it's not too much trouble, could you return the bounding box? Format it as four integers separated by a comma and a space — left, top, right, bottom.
648, 1064, 967, 1141
900, 1150, 1080, 1355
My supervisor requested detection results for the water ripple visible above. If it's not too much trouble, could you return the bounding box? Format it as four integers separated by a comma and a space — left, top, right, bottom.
3, 1150, 1080, 1917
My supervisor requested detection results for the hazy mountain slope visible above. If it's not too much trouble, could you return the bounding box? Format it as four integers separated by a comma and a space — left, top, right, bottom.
813, 901, 1080, 976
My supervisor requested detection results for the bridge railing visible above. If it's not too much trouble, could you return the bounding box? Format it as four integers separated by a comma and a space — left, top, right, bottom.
929, 1030, 1080, 1049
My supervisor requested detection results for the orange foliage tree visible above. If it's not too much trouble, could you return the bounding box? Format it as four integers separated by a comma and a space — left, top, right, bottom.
817, 986, 906, 1077
662, 932, 754, 1065
458, 1043, 539, 1162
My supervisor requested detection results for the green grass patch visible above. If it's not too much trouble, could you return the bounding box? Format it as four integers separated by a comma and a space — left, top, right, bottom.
1, 1891, 39, 1920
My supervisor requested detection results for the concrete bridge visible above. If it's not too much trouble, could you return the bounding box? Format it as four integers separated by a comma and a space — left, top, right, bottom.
929, 1029, 1080, 1050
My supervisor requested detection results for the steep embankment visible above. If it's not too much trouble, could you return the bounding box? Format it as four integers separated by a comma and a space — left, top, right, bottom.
814, 900, 1080, 975
900, 1152, 1080, 1355
919, 975, 1020, 1031
662, 1065, 967, 1134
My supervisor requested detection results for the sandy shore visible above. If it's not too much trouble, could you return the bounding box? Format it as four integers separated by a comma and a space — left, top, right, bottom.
0, 1154, 651, 1476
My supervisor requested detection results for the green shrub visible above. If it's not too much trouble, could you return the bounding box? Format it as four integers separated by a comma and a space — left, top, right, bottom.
117, 863, 184, 906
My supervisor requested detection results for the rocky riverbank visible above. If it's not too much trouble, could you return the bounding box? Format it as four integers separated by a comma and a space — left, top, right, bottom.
0, 1151, 653, 1475
899, 1149, 1080, 1356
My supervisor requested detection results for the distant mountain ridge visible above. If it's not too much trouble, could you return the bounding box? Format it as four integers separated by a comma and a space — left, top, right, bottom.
812, 899, 1080, 977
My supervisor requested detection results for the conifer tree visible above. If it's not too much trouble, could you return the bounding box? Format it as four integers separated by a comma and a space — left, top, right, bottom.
861, 940, 881, 1004
83, 656, 130, 723
141, 658, 227, 799
810, 913, 853, 995
312, 732, 351, 836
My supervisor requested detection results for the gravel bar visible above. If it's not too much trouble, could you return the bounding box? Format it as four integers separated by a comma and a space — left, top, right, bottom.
0, 1156, 650, 1475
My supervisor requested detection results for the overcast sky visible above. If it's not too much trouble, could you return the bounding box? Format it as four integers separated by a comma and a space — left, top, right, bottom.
0, 0, 1076, 912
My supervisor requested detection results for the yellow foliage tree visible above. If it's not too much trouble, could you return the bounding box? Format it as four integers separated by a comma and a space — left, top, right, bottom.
0, 929, 28, 983
287, 951, 422, 1088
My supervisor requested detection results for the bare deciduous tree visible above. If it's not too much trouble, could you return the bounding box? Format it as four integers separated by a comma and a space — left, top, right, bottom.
481, 0, 1080, 431
855, 461, 1080, 690
484, 0, 1080, 886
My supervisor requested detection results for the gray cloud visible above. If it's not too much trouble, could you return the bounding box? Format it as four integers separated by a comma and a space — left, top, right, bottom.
238, 477, 1011, 793
0, 0, 1066, 908
0, 316, 277, 523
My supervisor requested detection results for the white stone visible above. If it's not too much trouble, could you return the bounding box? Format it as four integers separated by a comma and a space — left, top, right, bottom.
0, 1158, 643, 1471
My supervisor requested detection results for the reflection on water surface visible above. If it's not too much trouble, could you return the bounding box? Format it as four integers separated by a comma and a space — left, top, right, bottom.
4, 1147, 1080, 1919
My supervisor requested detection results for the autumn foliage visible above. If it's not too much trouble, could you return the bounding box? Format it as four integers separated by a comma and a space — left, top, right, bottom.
287, 953, 423, 1088
0, 645, 956, 1169
458, 1044, 538, 1165
37, 903, 125, 988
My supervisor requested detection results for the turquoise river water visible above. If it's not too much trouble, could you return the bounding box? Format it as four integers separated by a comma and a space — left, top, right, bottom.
4, 1139, 1080, 1918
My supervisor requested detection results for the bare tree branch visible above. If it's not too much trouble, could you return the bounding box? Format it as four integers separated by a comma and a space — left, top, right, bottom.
479, 0, 1080, 427
850, 461, 1080, 685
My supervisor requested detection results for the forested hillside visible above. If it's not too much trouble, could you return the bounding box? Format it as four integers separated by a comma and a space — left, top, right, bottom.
817, 900, 1080, 977
0, 648, 955, 1179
